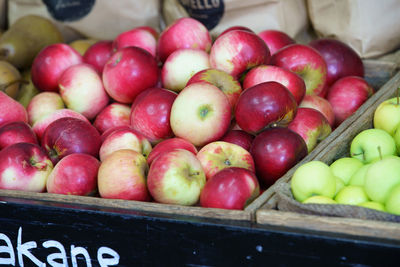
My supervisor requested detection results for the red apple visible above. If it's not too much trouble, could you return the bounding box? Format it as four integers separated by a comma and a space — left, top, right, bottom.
186, 68, 242, 111
235, 81, 297, 135
257, 30, 295, 55
288, 107, 332, 152
135, 25, 159, 40
102, 46, 159, 104
0, 91, 28, 127
83, 40, 113, 74
93, 103, 131, 134
0, 142, 53, 192
309, 38, 364, 87
27, 92, 65, 126
0, 121, 38, 149
59, 63, 109, 120
250, 127, 308, 187
41, 117, 101, 164
197, 141, 255, 181
98, 149, 150, 201
243, 65, 306, 105
210, 30, 270, 79
327, 76, 374, 127
161, 48, 210, 92
200, 167, 260, 210
147, 137, 198, 166
130, 87, 177, 144
46, 153, 100, 196
219, 26, 254, 37
157, 17, 212, 63
147, 149, 206, 205
170, 82, 232, 147
112, 27, 157, 57
220, 129, 254, 151
100, 125, 133, 143
271, 44, 328, 97
31, 43, 83, 92
299, 95, 335, 128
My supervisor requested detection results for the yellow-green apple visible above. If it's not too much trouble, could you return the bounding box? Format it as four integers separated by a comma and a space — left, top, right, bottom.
270, 44, 328, 97
385, 183, 400, 215
41, 117, 101, 164
46, 153, 100, 196
99, 127, 152, 162
329, 157, 364, 185
147, 137, 198, 166
170, 82, 231, 147
0, 121, 38, 149
358, 201, 385, 212
199, 167, 260, 210
69, 39, 98, 55
27, 92, 65, 126
243, 65, 306, 105
93, 103, 131, 134
161, 48, 210, 92
326, 76, 374, 127
210, 30, 270, 79
348, 164, 372, 186
364, 155, 400, 203
302, 195, 336, 204
157, 17, 212, 63
257, 29, 295, 55
112, 27, 157, 57
220, 129, 254, 151
0, 143, 53, 192
334, 185, 369, 205
288, 107, 332, 152
147, 149, 206, 206
98, 149, 150, 201
186, 68, 242, 111
0, 91, 28, 127
251, 127, 308, 188
309, 38, 364, 87
130, 87, 177, 145
31, 43, 83, 92
234, 81, 297, 135
196, 141, 255, 181
393, 123, 400, 153
373, 96, 400, 136
58, 63, 110, 120
335, 176, 345, 195
299, 95, 335, 128
219, 26, 254, 37
0, 60, 22, 99
83, 40, 113, 74
32, 108, 89, 141
290, 160, 336, 202
102, 46, 159, 104
350, 128, 397, 164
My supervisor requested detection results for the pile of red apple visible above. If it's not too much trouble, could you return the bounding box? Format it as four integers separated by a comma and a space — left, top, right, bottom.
0, 17, 374, 210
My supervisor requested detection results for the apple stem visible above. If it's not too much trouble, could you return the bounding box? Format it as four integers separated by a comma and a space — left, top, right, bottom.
0, 79, 29, 92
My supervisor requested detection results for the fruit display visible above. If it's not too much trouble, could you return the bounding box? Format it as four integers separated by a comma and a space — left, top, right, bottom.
0, 14, 381, 216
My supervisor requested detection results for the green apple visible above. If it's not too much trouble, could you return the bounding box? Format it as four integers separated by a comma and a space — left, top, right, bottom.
302, 195, 336, 204
385, 183, 400, 215
290, 161, 336, 202
392, 123, 400, 154
364, 155, 400, 203
350, 128, 397, 164
348, 163, 372, 186
335, 176, 345, 196
334, 185, 369, 205
358, 201, 386, 212
330, 157, 363, 185
373, 96, 400, 136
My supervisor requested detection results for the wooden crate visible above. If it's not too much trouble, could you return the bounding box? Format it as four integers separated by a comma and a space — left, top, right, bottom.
256, 70, 400, 241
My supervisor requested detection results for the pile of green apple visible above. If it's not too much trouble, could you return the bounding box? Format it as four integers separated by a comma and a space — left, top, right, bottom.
290, 91, 400, 216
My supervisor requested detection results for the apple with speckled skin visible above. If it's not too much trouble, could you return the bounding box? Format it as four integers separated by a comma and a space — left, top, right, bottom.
157, 17, 212, 63
220, 129, 254, 151
299, 95, 335, 128
288, 107, 332, 153
83, 40, 113, 74
170, 82, 231, 147
257, 29, 295, 55
271, 44, 328, 97
197, 141, 255, 181
200, 167, 260, 210
243, 65, 306, 105
113, 27, 157, 57
0, 121, 38, 149
27, 92, 65, 126
210, 30, 270, 79
46, 153, 100, 196
93, 103, 131, 134
0, 142, 53, 192
147, 149, 206, 205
